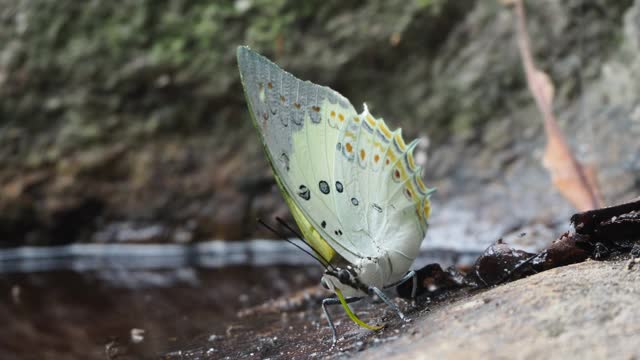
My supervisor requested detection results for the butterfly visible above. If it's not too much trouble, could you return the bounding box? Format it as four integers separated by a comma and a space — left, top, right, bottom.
237, 46, 433, 345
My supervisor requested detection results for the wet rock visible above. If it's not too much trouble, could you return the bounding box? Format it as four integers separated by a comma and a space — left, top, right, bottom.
571, 197, 640, 242
470, 240, 537, 287
397, 264, 466, 299
530, 232, 591, 271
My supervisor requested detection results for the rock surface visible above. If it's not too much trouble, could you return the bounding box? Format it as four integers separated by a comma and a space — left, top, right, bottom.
356, 258, 640, 360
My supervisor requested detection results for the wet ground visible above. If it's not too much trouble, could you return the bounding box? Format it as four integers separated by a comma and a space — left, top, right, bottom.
0, 262, 437, 360
0, 243, 472, 360
0, 265, 326, 359
2, 199, 637, 359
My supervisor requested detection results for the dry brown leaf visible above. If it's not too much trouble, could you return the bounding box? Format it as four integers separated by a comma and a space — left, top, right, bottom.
512, 0, 602, 211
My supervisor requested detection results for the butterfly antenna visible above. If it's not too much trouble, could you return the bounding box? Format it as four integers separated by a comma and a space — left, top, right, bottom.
275, 217, 335, 270
257, 218, 329, 269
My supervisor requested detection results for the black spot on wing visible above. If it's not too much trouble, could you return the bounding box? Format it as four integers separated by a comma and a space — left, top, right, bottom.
335, 181, 344, 193
319, 180, 330, 194
279, 153, 290, 171
298, 185, 310, 200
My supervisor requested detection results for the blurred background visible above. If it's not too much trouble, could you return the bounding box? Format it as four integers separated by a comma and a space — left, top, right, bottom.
0, 0, 638, 358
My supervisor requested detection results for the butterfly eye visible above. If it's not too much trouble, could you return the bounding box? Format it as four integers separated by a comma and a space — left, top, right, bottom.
338, 269, 351, 283
321, 278, 330, 290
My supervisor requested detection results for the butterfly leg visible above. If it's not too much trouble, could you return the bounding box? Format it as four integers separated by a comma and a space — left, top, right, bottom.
369, 286, 410, 323
322, 296, 362, 346
383, 270, 418, 300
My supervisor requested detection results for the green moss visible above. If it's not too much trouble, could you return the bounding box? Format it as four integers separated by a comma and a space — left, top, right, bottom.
415, 0, 447, 14
0, 0, 632, 166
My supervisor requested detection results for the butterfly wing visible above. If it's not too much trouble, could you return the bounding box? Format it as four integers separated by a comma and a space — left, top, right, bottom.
237, 46, 378, 265
334, 106, 432, 280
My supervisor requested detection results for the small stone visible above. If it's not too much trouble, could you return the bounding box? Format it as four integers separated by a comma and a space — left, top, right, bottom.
208, 334, 224, 342
130, 328, 145, 343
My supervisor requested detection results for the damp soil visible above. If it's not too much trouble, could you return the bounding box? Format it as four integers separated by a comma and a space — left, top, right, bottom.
0, 263, 473, 360
2, 200, 638, 359
0, 242, 479, 360
0, 266, 326, 360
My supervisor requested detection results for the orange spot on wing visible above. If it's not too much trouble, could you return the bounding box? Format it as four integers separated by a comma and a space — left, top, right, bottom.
331, 111, 336, 117
346, 143, 353, 153
374, 154, 380, 163
338, 114, 345, 122
311, 106, 320, 112
280, 95, 286, 103
353, 116, 360, 123
294, 103, 301, 109
360, 149, 366, 160
366, 115, 376, 127
386, 151, 397, 163
267, 82, 273, 89
406, 188, 412, 198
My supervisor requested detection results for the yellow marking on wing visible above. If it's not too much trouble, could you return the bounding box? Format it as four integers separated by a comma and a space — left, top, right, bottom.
379, 122, 392, 139
417, 177, 427, 193
338, 113, 345, 122
386, 148, 397, 161
366, 115, 376, 127
385, 151, 396, 166
409, 184, 423, 207
282, 188, 336, 263
407, 153, 416, 170
394, 133, 407, 151
423, 199, 432, 219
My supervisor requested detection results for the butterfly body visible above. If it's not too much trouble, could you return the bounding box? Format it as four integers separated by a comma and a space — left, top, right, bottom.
237, 46, 433, 343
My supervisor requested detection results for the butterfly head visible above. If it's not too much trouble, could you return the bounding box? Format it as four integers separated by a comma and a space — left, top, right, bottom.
321, 266, 369, 297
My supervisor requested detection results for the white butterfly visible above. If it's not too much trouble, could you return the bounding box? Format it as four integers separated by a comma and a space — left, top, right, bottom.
237, 46, 433, 345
